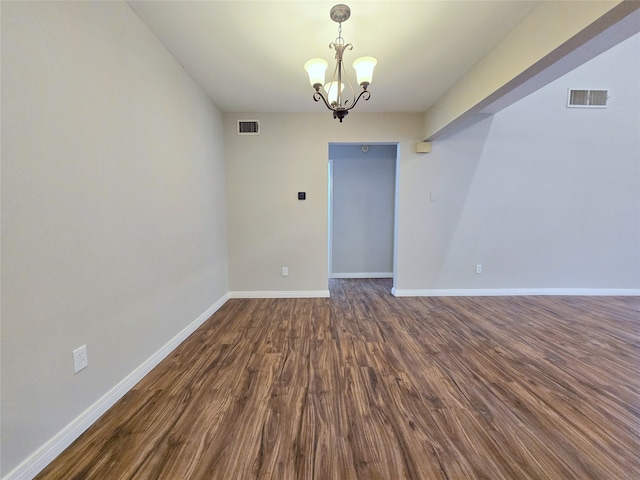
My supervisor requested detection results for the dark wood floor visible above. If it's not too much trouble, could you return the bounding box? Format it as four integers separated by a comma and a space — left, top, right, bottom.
37, 279, 640, 479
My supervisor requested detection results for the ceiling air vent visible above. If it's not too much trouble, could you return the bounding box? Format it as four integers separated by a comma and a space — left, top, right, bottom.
237, 120, 260, 135
567, 89, 609, 108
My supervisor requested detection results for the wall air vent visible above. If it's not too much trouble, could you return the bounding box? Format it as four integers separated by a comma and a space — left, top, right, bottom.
567, 89, 609, 108
237, 120, 260, 135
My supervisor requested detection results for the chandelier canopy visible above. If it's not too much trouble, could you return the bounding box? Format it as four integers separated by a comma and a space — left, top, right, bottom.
304, 4, 377, 122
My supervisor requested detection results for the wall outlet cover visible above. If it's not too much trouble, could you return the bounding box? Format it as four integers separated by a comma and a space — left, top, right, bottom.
73, 345, 88, 373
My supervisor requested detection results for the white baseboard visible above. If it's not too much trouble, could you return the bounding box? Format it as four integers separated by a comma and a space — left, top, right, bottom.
3, 294, 230, 480
228, 290, 330, 298
331, 272, 393, 279
391, 288, 640, 297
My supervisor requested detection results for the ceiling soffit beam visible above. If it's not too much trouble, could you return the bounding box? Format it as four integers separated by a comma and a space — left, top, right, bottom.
423, 0, 640, 141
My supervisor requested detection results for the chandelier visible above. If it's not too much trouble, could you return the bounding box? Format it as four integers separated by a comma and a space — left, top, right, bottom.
304, 4, 377, 122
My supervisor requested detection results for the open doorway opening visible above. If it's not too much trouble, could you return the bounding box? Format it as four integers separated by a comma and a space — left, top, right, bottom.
328, 143, 399, 288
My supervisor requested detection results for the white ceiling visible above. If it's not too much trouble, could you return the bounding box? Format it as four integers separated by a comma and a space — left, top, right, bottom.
127, 1, 542, 114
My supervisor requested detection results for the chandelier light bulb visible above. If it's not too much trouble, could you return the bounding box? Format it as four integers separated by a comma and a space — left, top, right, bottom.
324, 81, 344, 105
304, 58, 328, 89
353, 56, 377, 88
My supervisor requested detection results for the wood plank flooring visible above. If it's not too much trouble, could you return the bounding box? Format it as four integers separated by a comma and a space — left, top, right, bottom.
36, 279, 640, 479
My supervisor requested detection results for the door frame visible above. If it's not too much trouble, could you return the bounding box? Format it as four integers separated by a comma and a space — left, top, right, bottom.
327, 142, 400, 288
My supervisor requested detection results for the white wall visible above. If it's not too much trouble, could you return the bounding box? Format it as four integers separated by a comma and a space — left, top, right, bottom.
223, 113, 425, 295
330, 144, 396, 277
0, 1, 229, 476
225, 33, 639, 296
401, 31, 640, 292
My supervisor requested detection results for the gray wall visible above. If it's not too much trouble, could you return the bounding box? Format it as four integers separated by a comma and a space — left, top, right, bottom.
1, 2, 229, 475
407, 31, 640, 291
224, 33, 639, 295
223, 113, 425, 295
330, 144, 396, 277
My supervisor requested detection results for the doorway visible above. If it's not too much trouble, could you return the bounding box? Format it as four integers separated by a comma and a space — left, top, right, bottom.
328, 143, 398, 282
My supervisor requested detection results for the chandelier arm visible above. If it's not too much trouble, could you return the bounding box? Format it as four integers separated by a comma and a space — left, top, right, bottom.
342, 50, 358, 107
313, 90, 336, 111
345, 89, 371, 111
338, 44, 352, 107
325, 42, 353, 108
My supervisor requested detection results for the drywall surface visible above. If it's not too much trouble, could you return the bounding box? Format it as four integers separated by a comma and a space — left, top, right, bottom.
409, 32, 640, 290
1, 1, 228, 475
423, 0, 633, 139
225, 34, 638, 295
223, 113, 424, 293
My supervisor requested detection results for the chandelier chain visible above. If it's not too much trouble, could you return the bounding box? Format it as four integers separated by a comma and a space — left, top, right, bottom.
336, 22, 344, 45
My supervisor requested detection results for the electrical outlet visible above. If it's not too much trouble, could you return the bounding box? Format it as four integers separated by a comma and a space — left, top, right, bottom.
476, 264, 483, 274
73, 345, 88, 373
282, 266, 288, 276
